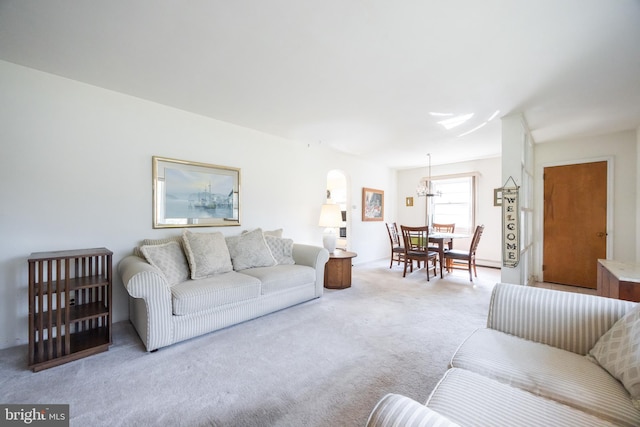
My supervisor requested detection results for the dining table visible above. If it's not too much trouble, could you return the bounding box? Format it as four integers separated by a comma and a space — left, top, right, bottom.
428, 232, 470, 276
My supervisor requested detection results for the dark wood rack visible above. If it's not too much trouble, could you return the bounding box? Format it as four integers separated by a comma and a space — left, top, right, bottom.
28, 248, 112, 372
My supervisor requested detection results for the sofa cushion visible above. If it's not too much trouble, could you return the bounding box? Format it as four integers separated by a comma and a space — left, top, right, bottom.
171, 271, 261, 315
240, 264, 315, 294
182, 230, 233, 279
264, 235, 295, 265
588, 304, 640, 409
226, 228, 277, 271
450, 327, 640, 427
139, 241, 190, 286
426, 368, 619, 427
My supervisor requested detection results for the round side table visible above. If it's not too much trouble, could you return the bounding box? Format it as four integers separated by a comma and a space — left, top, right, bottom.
324, 250, 358, 289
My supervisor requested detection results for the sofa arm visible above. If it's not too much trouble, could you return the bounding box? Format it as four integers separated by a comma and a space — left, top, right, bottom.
487, 283, 636, 355
292, 244, 329, 296
119, 255, 171, 298
292, 243, 329, 269
118, 255, 174, 351
366, 394, 460, 427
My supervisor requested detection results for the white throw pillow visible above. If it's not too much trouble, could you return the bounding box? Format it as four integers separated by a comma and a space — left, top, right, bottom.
263, 228, 283, 238
242, 228, 283, 238
140, 241, 190, 286
265, 235, 295, 265
182, 230, 233, 279
588, 304, 640, 408
134, 236, 183, 258
226, 228, 277, 271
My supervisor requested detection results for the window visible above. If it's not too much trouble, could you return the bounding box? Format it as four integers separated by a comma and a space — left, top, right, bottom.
429, 175, 476, 234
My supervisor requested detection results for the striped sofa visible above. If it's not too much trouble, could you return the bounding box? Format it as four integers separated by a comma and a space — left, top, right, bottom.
119, 242, 329, 352
367, 283, 640, 427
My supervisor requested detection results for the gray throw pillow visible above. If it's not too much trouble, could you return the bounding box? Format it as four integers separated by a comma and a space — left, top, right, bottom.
140, 241, 190, 286
226, 228, 277, 271
265, 235, 295, 265
182, 230, 233, 279
588, 304, 640, 409
134, 235, 183, 258
242, 228, 283, 238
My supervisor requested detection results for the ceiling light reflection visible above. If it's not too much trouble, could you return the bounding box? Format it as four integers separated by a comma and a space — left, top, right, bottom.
488, 110, 500, 121
458, 121, 487, 137
438, 113, 474, 130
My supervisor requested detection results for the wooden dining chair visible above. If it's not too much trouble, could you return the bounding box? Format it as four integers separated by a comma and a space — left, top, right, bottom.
385, 222, 405, 268
432, 223, 456, 233
443, 225, 485, 282
400, 225, 438, 280
428, 223, 456, 252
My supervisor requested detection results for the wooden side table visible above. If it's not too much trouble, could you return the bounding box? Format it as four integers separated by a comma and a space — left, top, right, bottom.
597, 259, 640, 302
324, 250, 357, 289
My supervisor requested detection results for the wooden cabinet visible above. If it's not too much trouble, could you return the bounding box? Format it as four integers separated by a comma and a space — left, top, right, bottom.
324, 250, 357, 289
28, 248, 112, 372
597, 259, 640, 302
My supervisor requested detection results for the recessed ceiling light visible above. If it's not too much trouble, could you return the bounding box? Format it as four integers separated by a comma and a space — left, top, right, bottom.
437, 113, 474, 130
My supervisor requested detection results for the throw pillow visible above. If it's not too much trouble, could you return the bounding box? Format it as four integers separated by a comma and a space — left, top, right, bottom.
588, 304, 640, 408
182, 230, 233, 279
133, 235, 183, 258
242, 228, 283, 238
265, 235, 295, 265
140, 241, 190, 286
263, 228, 283, 238
226, 228, 277, 271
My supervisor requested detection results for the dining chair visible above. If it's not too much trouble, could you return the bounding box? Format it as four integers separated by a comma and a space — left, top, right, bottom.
432, 223, 456, 233
428, 223, 456, 252
443, 225, 485, 282
400, 225, 438, 280
385, 222, 405, 268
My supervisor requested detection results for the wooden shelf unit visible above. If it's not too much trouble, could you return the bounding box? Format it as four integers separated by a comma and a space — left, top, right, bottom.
28, 248, 112, 372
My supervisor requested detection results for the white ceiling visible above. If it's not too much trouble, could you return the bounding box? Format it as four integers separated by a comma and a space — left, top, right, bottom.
1, 1, 639, 169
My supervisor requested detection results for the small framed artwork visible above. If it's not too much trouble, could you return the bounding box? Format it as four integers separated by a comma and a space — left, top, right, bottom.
493, 188, 503, 206
152, 156, 241, 228
362, 187, 384, 221
405, 197, 414, 207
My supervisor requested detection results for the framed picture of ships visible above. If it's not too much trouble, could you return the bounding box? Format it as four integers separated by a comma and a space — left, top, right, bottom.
152, 156, 241, 228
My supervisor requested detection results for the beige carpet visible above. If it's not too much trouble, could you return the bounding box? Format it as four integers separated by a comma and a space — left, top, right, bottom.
0, 260, 500, 427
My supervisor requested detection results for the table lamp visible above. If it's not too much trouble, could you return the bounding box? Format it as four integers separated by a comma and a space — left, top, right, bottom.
318, 203, 343, 253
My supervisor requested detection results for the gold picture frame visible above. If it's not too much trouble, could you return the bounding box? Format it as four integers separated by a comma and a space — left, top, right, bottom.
362, 187, 384, 221
152, 156, 241, 228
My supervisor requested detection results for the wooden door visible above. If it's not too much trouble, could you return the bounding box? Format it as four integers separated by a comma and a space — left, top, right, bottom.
543, 161, 607, 289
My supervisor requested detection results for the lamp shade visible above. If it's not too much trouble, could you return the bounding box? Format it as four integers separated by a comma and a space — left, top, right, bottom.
318, 204, 342, 228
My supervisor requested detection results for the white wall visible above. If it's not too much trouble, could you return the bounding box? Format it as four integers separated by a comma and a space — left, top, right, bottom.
534, 130, 638, 278
0, 60, 394, 349
395, 157, 503, 267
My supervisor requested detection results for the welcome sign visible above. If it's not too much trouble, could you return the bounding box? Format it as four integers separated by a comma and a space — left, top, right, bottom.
502, 187, 519, 267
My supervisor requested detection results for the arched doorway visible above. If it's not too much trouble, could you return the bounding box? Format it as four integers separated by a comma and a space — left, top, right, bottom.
326, 170, 349, 250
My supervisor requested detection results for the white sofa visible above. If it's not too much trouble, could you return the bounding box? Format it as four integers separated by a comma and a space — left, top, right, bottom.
118, 228, 329, 352
367, 283, 640, 427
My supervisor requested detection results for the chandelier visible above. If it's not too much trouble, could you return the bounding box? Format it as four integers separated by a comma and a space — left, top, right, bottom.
416, 153, 438, 197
